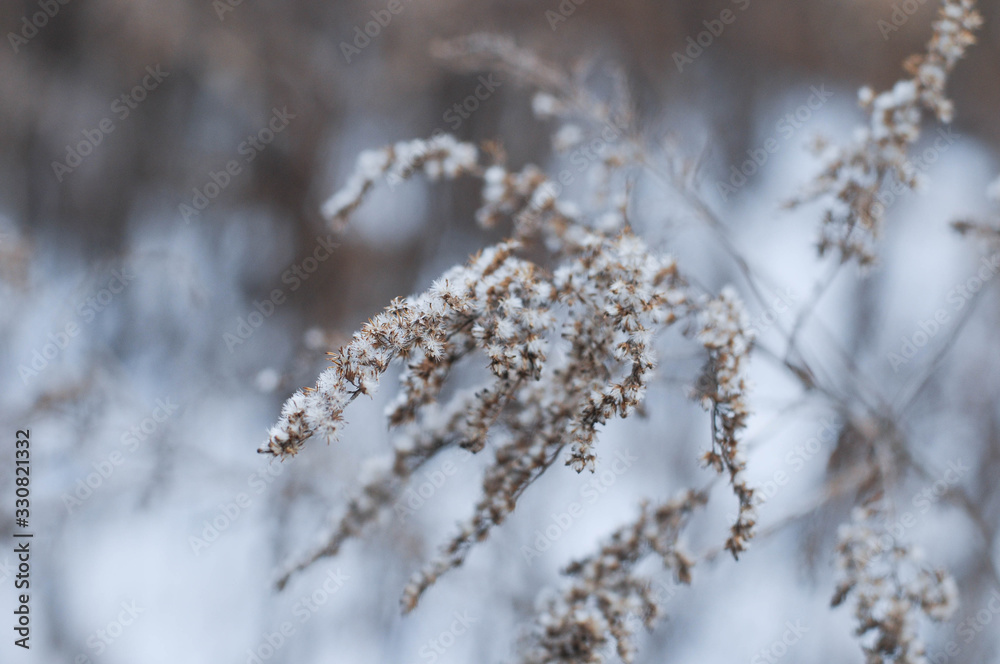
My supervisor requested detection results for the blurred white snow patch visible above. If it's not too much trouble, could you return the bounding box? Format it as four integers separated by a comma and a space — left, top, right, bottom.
183, 391, 278, 469
988, 174, 1000, 202
303, 326, 326, 350
254, 367, 281, 393
61, 506, 267, 664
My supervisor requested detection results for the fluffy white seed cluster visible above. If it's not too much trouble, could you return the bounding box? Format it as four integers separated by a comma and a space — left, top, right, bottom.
259, 241, 547, 458
477, 164, 554, 229
559, 232, 684, 472
523, 491, 706, 664
832, 502, 959, 664
790, 0, 981, 266
397, 217, 725, 613
914, 0, 982, 122
320, 134, 479, 229
694, 287, 756, 557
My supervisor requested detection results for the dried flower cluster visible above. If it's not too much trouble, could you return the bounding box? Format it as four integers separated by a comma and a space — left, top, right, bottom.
789, 0, 982, 266
694, 289, 756, 556
320, 134, 480, 230
522, 491, 706, 664
260, 7, 985, 659
262, 124, 756, 613
261, 238, 551, 459
273, 393, 475, 590
260, 35, 760, 635
832, 502, 959, 664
